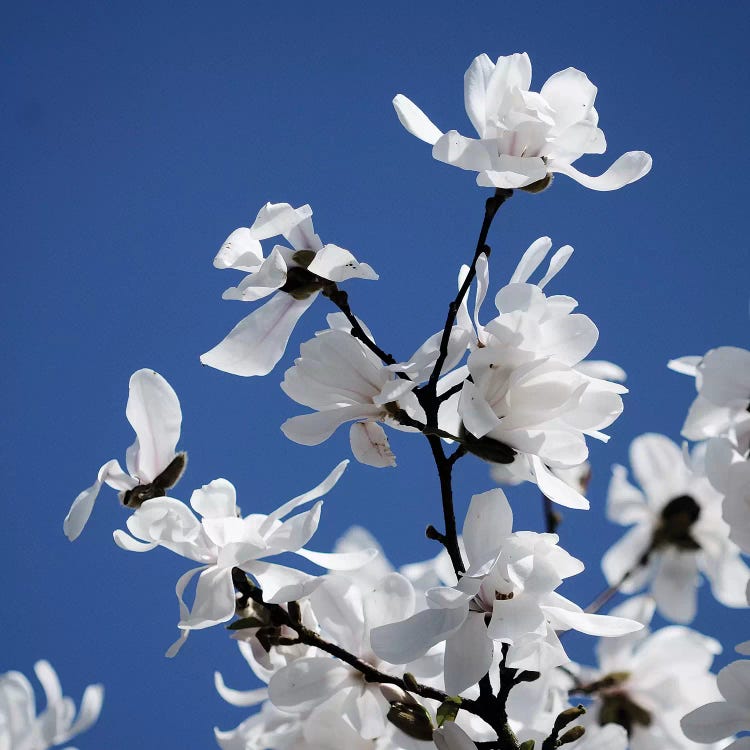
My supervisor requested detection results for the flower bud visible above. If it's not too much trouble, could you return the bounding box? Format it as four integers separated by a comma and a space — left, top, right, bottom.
558, 726, 585, 745
387, 701, 434, 741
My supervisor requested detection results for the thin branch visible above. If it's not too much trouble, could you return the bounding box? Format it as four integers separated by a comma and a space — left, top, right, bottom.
542, 492, 561, 535
584, 546, 653, 614
322, 284, 408, 376
424, 188, 512, 400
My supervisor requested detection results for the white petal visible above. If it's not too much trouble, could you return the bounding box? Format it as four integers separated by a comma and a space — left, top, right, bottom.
265, 502, 322, 553
392, 94, 443, 145
537, 244, 574, 290
307, 244, 378, 282
213, 227, 264, 271
213, 672, 268, 707
477, 158, 548, 189
200, 292, 317, 377
370, 607, 467, 665
349, 422, 396, 467
601, 524, 652, 587
463, 53, 495, 137
540, 67, 598, 131
295, 546, 376, 571
125, 369, 181, 482
463, 489, 513, 567
607, 464, 649, 525
363, 573, 416, 633
530, 455, 590, 510
64, 459, 120, 541
652, 551, 699, 623
261, 460, 349, 531
577, 360, 627, 382
459, 381, 501, 438
112, 529, 159, 552
550, 150, 652, 191
667, 355, 701, 376
629, 433, 686, 510
179, 566, 236, 629
718, 659, 750, 705
509, 236, 552, 285
61, 683, 105, 743
248, 561, 319, 603
190, 478, 237, 519
268, 658, 354, 713
543, 605, 642, 636
282, 405, 380, 446
433, 131, 495, 172
681, 701, 750, 743
433, 722, 478, 750
444, 612, 493, 695
248, 202, 313, 243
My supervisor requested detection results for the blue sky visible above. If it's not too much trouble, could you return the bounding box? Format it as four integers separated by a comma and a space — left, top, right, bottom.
3, 2, 750, 747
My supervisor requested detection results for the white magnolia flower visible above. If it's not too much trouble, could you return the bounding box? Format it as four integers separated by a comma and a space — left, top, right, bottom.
281, 316, 425, 468
113, 461, 374, 655
603, 433, 750, 623
64, 369, 185, 541
669, 347, 750, 443
393, 52, 651, 191
0, 660, 103, 750
371, 489, 640, 695
268, 572, 441, 744
201, 202, 378, 377
682, 659, 750, 750
578, 596, 723, 750
442, 238, 625, 509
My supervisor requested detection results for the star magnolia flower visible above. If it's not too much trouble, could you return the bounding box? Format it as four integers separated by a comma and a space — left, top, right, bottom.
578, 596, 723, 750
669, 347, 750, 443
281, 315, 425, 468
371, 489, 640, 695
681, 659, 750, 749
64, 368, 185, 541
113, 460, 374, 655
393, 52, 651, 191
268, 572, 442, 743
603, 433, 750, 623
201, 202, 378, 377
0, 660, 103, 750
435, 237, 625, 509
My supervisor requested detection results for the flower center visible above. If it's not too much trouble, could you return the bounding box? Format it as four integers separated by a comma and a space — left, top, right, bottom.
652, 494, 701, 551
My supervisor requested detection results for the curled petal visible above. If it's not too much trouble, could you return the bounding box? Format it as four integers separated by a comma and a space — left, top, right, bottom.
213, 672, 268, 707
549, 150, 652, 191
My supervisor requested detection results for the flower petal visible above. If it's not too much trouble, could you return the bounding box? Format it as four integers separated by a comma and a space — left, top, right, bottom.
444, 612, 493, 695
392, 94, 443, 145
125, 369, 181, 483
550, 150, 652, 191
349, 422, 396, 468
200, 291, 318, 377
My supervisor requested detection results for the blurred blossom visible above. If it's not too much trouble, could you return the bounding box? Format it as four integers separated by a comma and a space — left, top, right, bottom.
603, 433, 750, 623
0, 661, 103, 750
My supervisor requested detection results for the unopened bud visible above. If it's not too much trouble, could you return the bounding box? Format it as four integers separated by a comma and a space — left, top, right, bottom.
387, 702, 434, 741
519, 740, 535, 750
556, 705, 586, 728
558, 726, 585, 745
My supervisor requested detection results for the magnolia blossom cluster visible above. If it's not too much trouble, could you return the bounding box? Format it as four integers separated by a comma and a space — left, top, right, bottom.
55, 49, 750, 750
